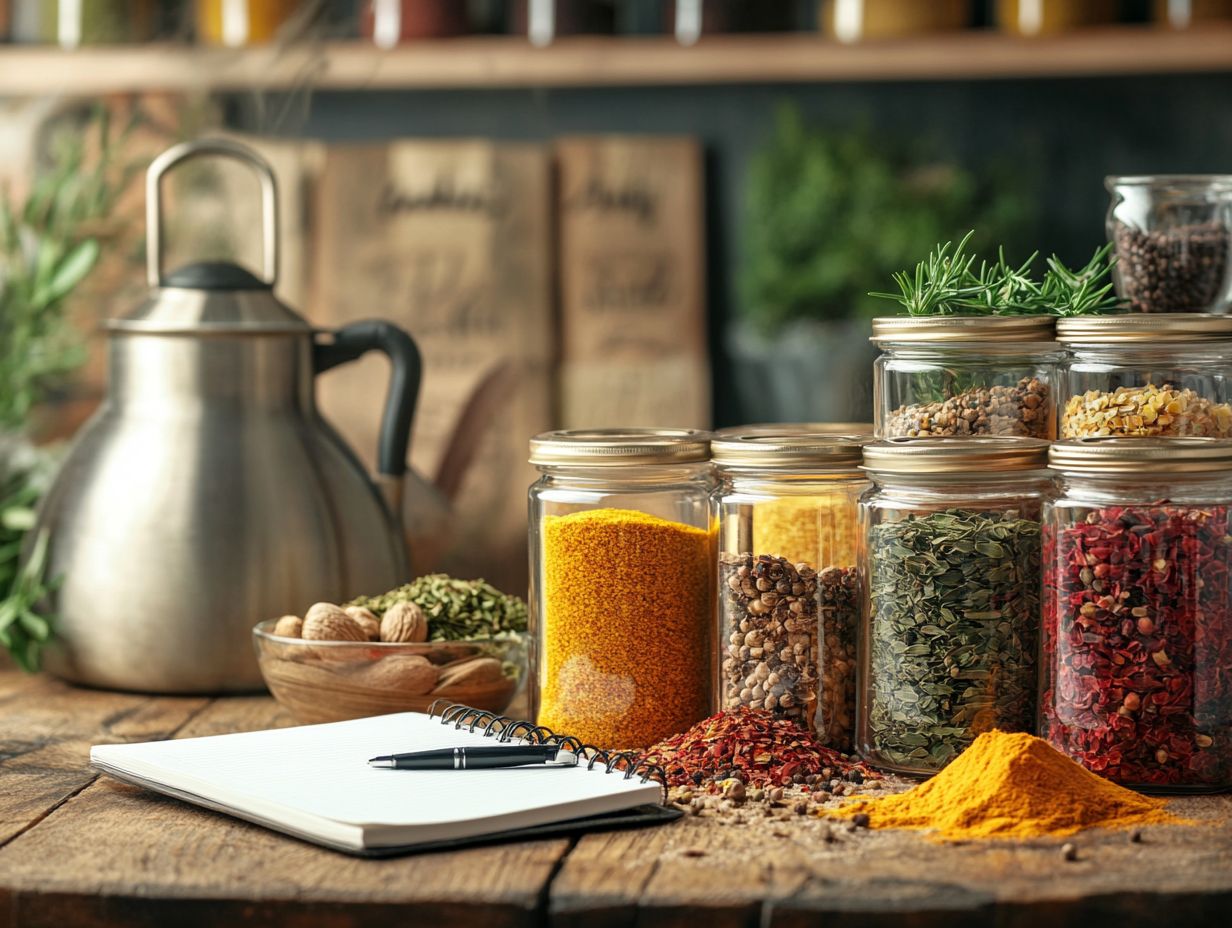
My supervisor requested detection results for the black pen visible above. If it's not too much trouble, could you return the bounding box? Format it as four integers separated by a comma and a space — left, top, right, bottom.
368, 745, 578, 770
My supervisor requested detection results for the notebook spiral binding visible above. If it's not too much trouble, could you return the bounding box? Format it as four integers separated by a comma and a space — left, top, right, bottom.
426, 699, 669, 803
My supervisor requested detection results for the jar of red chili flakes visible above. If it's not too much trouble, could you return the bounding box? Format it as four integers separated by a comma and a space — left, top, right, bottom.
1042, 438, 1232, 792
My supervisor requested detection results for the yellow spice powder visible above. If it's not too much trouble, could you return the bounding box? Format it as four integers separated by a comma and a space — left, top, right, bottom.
752, 495, 860, 568
832, 730, 1186, 841
539, 508, 713, 749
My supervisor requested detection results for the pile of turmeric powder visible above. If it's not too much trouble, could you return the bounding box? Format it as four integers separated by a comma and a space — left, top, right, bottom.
833, 731, 1186, 840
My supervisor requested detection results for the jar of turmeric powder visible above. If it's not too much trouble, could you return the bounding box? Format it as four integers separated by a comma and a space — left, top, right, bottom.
712, 428, 869, 751
528, 429, 714, 750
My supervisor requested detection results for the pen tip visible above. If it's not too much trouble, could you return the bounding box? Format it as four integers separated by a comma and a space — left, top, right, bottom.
368, 756, 394, 768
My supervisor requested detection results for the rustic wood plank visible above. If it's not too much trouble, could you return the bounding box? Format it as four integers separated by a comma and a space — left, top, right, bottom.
0, 691, 569, 928
0, 668, 207, 848
552, 796, 1232, 928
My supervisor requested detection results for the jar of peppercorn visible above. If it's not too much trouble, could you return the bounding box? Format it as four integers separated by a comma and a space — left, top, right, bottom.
528, 429, 714, 751
1105, 175, 1232, 314
872, 316, 1060, 441
711, 429, 869, 750
1058, 314, 1232, 440
857, 437, 1052, 775
1042, 438, 1232, 792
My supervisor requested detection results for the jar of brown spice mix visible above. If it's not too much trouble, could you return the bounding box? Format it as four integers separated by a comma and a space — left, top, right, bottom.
711, 428, 869, 750
1106, 175, 1232, 314
872, 315, 1060, 441
529, 429, 714, 751
1059, 314, 1232, 439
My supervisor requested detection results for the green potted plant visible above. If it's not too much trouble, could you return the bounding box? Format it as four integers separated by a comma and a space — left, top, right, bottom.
730, 105, 1035, 423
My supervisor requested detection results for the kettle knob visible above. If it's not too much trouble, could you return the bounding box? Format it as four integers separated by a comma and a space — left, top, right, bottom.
146, 138, 279, 289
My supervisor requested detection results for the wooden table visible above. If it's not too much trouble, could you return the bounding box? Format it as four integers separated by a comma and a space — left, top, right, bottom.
2, 665, 1231, 928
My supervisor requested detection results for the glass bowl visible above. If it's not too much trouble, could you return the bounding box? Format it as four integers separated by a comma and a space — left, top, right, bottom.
253, 620, 527, 724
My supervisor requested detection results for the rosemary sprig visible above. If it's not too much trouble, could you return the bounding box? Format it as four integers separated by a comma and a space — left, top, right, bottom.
871, 233, 1124, 317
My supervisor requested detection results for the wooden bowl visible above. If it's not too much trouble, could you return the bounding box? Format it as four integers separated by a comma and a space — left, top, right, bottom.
253, 621, 526, 724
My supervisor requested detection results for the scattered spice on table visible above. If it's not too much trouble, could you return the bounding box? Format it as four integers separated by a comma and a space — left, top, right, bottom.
1062, 383, 1232, 438
865, 509, 1040, 772
1112, 220, 1229, 314
643, 706, 878, 791
830, 730, 1186, 841
348, 574, 528, 639
719, 556, 858, 748
884, 378, 1051, 439
537, 508, 712, 750
1042, 505, 1232, 788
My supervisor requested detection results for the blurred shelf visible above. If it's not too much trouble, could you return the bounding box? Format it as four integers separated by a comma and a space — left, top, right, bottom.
1, 26, 1231, 95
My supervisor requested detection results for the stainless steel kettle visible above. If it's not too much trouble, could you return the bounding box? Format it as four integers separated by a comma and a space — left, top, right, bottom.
32, 139, 419, 693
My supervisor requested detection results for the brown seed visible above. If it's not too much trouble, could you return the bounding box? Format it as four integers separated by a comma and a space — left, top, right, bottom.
1061, 843, 1078, 861
852, 813, 870, 829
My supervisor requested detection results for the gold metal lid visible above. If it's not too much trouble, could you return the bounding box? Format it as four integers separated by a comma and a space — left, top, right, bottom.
711, 430, 865, 470
529, 428, 710, 467
861, 437, 1051, 475
1056, 313, 1232, 344
871, 315, 1057, 344
1049, 438, 1232, 475
714, 422, 873, 439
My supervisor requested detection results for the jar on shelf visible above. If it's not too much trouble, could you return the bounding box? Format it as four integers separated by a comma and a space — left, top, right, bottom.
362, 0, 469, 48
712, 429, 869, 749
1155, 0, 1232, 29
196, 0, 299, 47
858, 437, 1051, 775
1058, 314, 1232, 439
529, 429, 714, 750
1042, 439, 1232, 792
11, 0, 154, 45
821, 0, 968, 43
1106, 175, 1232, 314
995, 0, 1115, 37
872, 316, 1060, 440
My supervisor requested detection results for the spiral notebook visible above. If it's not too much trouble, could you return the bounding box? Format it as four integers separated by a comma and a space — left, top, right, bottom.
90, 703, 675, 856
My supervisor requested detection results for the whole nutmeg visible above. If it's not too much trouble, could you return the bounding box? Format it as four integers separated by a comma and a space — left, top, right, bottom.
434, 655, 504, 689
302, 603, 367, 642
344, 606, 381, 641
273, 615, 303, 638
380, 601, 428, 643
357, 654, 439, 695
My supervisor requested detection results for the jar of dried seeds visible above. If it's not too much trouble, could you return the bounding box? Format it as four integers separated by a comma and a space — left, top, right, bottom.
872, 316, 1060, 441
712, 429, 868, 750
1042, 439, 1232, 791
858, 438, 1051, 775
1058, 314, 1232, 439
1106, 175, 1232, 314
529, 429, 714, 751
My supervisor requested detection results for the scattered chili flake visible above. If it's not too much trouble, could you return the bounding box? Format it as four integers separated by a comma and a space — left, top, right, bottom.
643, 706, 879, 790
1042, 504, 1232, 789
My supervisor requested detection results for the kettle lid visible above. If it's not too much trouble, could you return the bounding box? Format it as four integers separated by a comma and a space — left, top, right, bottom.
109, 138, 312, 335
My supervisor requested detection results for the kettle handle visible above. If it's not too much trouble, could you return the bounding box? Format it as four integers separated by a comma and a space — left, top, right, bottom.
313, 321, 422, 514
146, 138, 279, 288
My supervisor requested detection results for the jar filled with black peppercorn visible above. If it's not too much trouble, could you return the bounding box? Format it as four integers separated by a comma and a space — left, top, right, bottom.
1042, 439, 1232, 792
1106, 175, 1232, 314
872, 316, 1061, 441
712, 430, 868, 750
857, 438, 1052, 775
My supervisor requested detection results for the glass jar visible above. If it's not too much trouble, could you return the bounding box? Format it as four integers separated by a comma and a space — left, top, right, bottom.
1058, 314, 1232, 439
1106, 175, 1232, 314
858, 438, 1051, 775
196, 0, 299, 46
529, 429, 713, 750
1042, 439, 1232, 792
872, 316, 1060, 440
712, 430, 869, 749
822, 0, 967, 43
995, 0, 1115, 36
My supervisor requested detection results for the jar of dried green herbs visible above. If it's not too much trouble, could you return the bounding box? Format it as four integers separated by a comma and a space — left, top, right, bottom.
711, 429, 869, 750
872, 316, 1061, 441
858, 437, 1052, 775
528, 429, 714, 751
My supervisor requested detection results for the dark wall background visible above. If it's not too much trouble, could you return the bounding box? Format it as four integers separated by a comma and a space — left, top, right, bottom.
237, 71, 1232, 425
